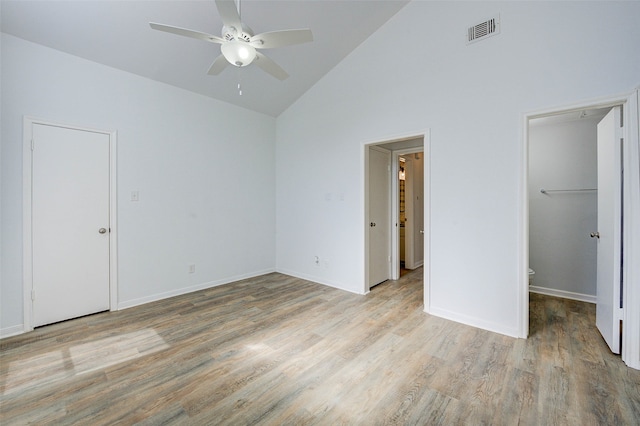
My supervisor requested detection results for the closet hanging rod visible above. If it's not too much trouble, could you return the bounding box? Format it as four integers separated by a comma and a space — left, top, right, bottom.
539, 188, 597, 194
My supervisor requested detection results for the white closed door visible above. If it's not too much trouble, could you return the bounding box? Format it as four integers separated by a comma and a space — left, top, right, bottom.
368, 147, 391, 288
595, 106, 622, 354
32, 123, 111, 327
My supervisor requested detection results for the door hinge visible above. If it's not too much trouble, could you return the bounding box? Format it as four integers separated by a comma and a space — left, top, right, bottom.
31, 289, 36, 301
388, 255, 391, 263
31, 139, 35, 151
616, 307, 624, 321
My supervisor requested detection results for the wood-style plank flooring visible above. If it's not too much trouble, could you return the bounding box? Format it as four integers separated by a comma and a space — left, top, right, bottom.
1, 270, 639, 425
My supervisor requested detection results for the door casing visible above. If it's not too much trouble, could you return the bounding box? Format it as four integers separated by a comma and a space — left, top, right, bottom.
23, 117, 118, 332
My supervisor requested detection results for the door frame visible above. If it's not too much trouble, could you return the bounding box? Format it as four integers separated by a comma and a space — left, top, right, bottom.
519, 89, 640, 369
362, 130, 431, 298
22, 117, 118, 332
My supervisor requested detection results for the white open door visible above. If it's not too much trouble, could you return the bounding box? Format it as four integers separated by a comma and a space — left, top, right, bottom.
31, 123, 111, 327
403, 157, 415, 268
595, 106, 623, 354
368, 146, 391, 288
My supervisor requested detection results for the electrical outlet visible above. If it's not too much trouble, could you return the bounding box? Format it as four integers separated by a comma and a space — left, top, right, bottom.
188, 264, 196, 274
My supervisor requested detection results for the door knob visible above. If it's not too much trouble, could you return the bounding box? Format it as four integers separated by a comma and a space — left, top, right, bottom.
419, 230, 425, 234
590, 231, 600, 239
99, 228, 107, 234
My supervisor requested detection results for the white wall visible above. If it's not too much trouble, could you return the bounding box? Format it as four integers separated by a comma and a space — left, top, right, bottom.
1, 34, 276, 336
528, 117, 599, 301
275, 1, 640, 336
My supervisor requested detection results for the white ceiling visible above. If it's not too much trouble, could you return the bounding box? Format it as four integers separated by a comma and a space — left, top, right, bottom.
1, 0, 409, 117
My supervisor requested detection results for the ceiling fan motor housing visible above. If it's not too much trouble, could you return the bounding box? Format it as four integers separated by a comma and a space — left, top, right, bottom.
222, 25, 253, 42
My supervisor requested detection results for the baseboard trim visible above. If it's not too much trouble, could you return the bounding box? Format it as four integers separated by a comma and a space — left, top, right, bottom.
0, 324, 26, 339
117, 268, 276, 310
427, 306, 520, 338
275, 268, 363, 295
529, 285, 596, 304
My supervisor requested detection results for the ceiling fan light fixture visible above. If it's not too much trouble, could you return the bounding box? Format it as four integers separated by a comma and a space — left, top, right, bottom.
221, 40, 256, 67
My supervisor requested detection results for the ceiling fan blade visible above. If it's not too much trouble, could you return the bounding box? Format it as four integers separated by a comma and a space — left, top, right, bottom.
149, 22, 224, 44
207, 54, 229, 75
250, 29, 313, 49
254, 52, 289, 81
215, 0, 243, 36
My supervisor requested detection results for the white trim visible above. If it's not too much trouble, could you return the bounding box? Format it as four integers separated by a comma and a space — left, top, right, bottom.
119, 268, 278, 310
22, 117, 118, 333
363, 145, 370, 293
22, 119, 34, 332
521, 89, 640, 369
390, 152, 400, 281
429, 305, 520, 338
518, 115, 530, 338
529, 286, 596, 304
0, 325, 26, 339
275, 268, 364, 296
109, 131, 119, 312
409, 260, 425, 269
423, 131, 431, 314
621, 89, 640, 370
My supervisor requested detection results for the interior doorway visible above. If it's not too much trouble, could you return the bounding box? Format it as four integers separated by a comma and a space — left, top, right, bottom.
528, 107, 610, 304
527, 105, 625, 353
364, 133, 428, 294
520, 89, 640, 370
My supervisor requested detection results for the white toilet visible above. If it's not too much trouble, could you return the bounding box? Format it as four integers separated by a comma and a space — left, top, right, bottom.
528, 268, 535, 286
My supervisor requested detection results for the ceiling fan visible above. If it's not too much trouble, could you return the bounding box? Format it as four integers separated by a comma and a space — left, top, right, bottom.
150, 0, 313, 80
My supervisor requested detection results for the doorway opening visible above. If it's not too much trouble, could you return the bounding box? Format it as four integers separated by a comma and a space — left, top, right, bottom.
363, 132, 430, 307
520, 89, 640, 370
528, 107, 610, 304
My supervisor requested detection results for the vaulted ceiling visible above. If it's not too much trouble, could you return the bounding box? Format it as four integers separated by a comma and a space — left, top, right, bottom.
1, 0, 409, 116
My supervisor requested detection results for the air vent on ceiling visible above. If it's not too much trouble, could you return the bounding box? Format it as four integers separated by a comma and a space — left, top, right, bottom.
467, 14, 500, 44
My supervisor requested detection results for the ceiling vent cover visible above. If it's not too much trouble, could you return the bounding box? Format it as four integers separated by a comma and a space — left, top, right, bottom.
467, 14, 500, 44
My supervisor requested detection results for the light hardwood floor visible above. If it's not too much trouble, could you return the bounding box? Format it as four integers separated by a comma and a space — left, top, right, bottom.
1, 270, 639, 425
